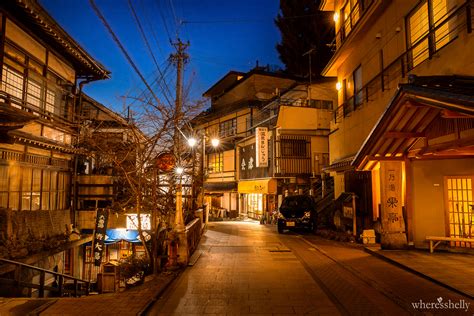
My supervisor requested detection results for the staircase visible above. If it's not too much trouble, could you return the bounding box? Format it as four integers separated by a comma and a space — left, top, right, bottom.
313, 177, 336, 229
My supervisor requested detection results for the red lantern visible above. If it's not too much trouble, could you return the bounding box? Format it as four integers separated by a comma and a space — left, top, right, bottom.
155, 152, 175, 171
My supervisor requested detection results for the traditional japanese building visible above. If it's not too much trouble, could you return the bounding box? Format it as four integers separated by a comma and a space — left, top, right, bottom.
321, 0, 474, 250
0, 0, 109, 294
237, 81, 336, 220
193, 68, 298, 219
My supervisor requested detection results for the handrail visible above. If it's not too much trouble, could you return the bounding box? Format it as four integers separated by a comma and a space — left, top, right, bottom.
0, 258, 90, 297
185, 218, 202, 259
334, 0, 472, 123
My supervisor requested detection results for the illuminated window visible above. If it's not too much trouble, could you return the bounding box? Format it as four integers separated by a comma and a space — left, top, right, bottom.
127, 214, 151, 230
1, 65, 24, 100
407, 0, 450, 68
26, 79, 42, 108
45, 89, 56, 113
281, 137, 309, 158
208, 152, 223, 173
445, 177, 473, 248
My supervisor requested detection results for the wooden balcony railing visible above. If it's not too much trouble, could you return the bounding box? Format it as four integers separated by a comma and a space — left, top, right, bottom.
0, 149, 70, 168
334, 0, 473, 123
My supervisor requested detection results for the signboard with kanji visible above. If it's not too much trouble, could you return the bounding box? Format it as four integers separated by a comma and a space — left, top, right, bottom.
255, 127, 268, 167
93, 208, 109, 266
380, 161, 406, 235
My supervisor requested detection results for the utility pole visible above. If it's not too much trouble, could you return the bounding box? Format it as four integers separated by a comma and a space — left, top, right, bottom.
170, 39, 189, 163
302, 47, 316, 103
170, 38, 189, 266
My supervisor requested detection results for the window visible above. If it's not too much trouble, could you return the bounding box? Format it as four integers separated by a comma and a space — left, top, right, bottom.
353, 66, 363, 107
407, 0, 451, 68
445, 177, 473, 248
281, 138, 308, 158
208, 152, 223, 173
219, 118, 236, 138
26, 78, 42, 108
127, 214, 151, 230
1, 65, 24, 100
45, 89, 56, 113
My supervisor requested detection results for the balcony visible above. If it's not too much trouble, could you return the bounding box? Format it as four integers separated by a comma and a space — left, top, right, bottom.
77, 175, 115, 201
334, 1, 473, 124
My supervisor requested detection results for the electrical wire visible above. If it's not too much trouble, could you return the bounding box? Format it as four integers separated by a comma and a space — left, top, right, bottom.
127, 0, 175, 107
89, 0, 166, 114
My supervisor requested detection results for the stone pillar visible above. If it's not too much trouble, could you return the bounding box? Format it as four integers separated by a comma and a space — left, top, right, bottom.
380, 161, 408, 249
174, 190, 188, 265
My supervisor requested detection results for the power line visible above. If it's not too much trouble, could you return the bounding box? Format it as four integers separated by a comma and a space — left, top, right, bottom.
89, 0, 166, 113
127, 0, 175, 107
156, 0, 173, 42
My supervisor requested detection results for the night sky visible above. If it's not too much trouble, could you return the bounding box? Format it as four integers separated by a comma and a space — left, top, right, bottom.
39, 0, 283, 114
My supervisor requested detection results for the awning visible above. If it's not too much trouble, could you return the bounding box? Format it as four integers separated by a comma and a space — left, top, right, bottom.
104, 229, 150, 244
353, 75, 474, 170
238, 178, 277, 194
204, 181, 237, 192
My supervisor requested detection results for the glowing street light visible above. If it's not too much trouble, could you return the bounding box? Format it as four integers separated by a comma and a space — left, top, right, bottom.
175, 166, 184, 175
211, 138, 220, 148
187, 137, 197, 148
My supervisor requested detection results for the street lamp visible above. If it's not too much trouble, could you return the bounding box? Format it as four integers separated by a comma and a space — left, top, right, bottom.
187, 137, 197, 148
211, 138, 219, 148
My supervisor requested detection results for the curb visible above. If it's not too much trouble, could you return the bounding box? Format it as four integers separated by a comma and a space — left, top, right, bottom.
364, 247, 474, 300
136, 271, 181, 316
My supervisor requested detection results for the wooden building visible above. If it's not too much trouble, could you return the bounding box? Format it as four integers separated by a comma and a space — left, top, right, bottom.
0, 0, 109, 294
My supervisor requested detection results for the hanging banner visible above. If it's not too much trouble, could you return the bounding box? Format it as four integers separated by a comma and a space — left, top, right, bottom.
255, 127, 268, 167
93, 208, 109, 266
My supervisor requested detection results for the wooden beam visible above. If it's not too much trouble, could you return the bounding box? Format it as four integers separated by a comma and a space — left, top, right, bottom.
385, 131, 425, 138
366, 155, 405, 161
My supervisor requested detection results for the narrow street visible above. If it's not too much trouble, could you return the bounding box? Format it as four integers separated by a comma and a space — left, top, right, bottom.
147, 222, 473, 315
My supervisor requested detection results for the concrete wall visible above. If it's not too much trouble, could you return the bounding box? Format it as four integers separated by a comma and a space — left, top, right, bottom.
411, 158, 474, 248
328, 0, 474, 164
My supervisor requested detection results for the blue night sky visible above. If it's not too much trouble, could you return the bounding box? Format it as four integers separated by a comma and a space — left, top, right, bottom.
40, 0, 283, 114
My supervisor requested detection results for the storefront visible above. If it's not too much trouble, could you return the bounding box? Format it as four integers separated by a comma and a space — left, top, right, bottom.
238, 179, 277, 220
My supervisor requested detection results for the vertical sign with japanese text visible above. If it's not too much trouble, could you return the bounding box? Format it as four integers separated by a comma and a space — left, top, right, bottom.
255, 127, 268, 168
93, 208, 109, 266
380, 161, 407, 247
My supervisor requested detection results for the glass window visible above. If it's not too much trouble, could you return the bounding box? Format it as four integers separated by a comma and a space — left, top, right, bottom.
219, 118, 237, 138
445, 177, 473, 247
45, 89, 56, 113
407, 0, 450, 68
1, 65, 24, 100
21, 168, 32, 210
26, 78, 42, 109
353, 66, 363, 107
208, 152, 223, 173
42, 170, 50, 210
8, 165, 20, 210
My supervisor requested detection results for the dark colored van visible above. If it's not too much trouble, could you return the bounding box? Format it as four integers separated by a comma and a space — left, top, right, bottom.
277, 195, 317, 233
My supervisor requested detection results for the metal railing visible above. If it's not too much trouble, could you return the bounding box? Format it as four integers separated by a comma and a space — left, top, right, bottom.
334, 0, 376, 51
334, 0, 473, 123
0, 258, 90, 298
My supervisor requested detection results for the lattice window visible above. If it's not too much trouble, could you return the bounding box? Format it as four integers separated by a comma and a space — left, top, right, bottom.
1, 65, 24, 100
445, 176, 474, 248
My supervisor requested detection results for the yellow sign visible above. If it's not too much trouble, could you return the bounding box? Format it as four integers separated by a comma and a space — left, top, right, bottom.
238, 179, 277, 194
